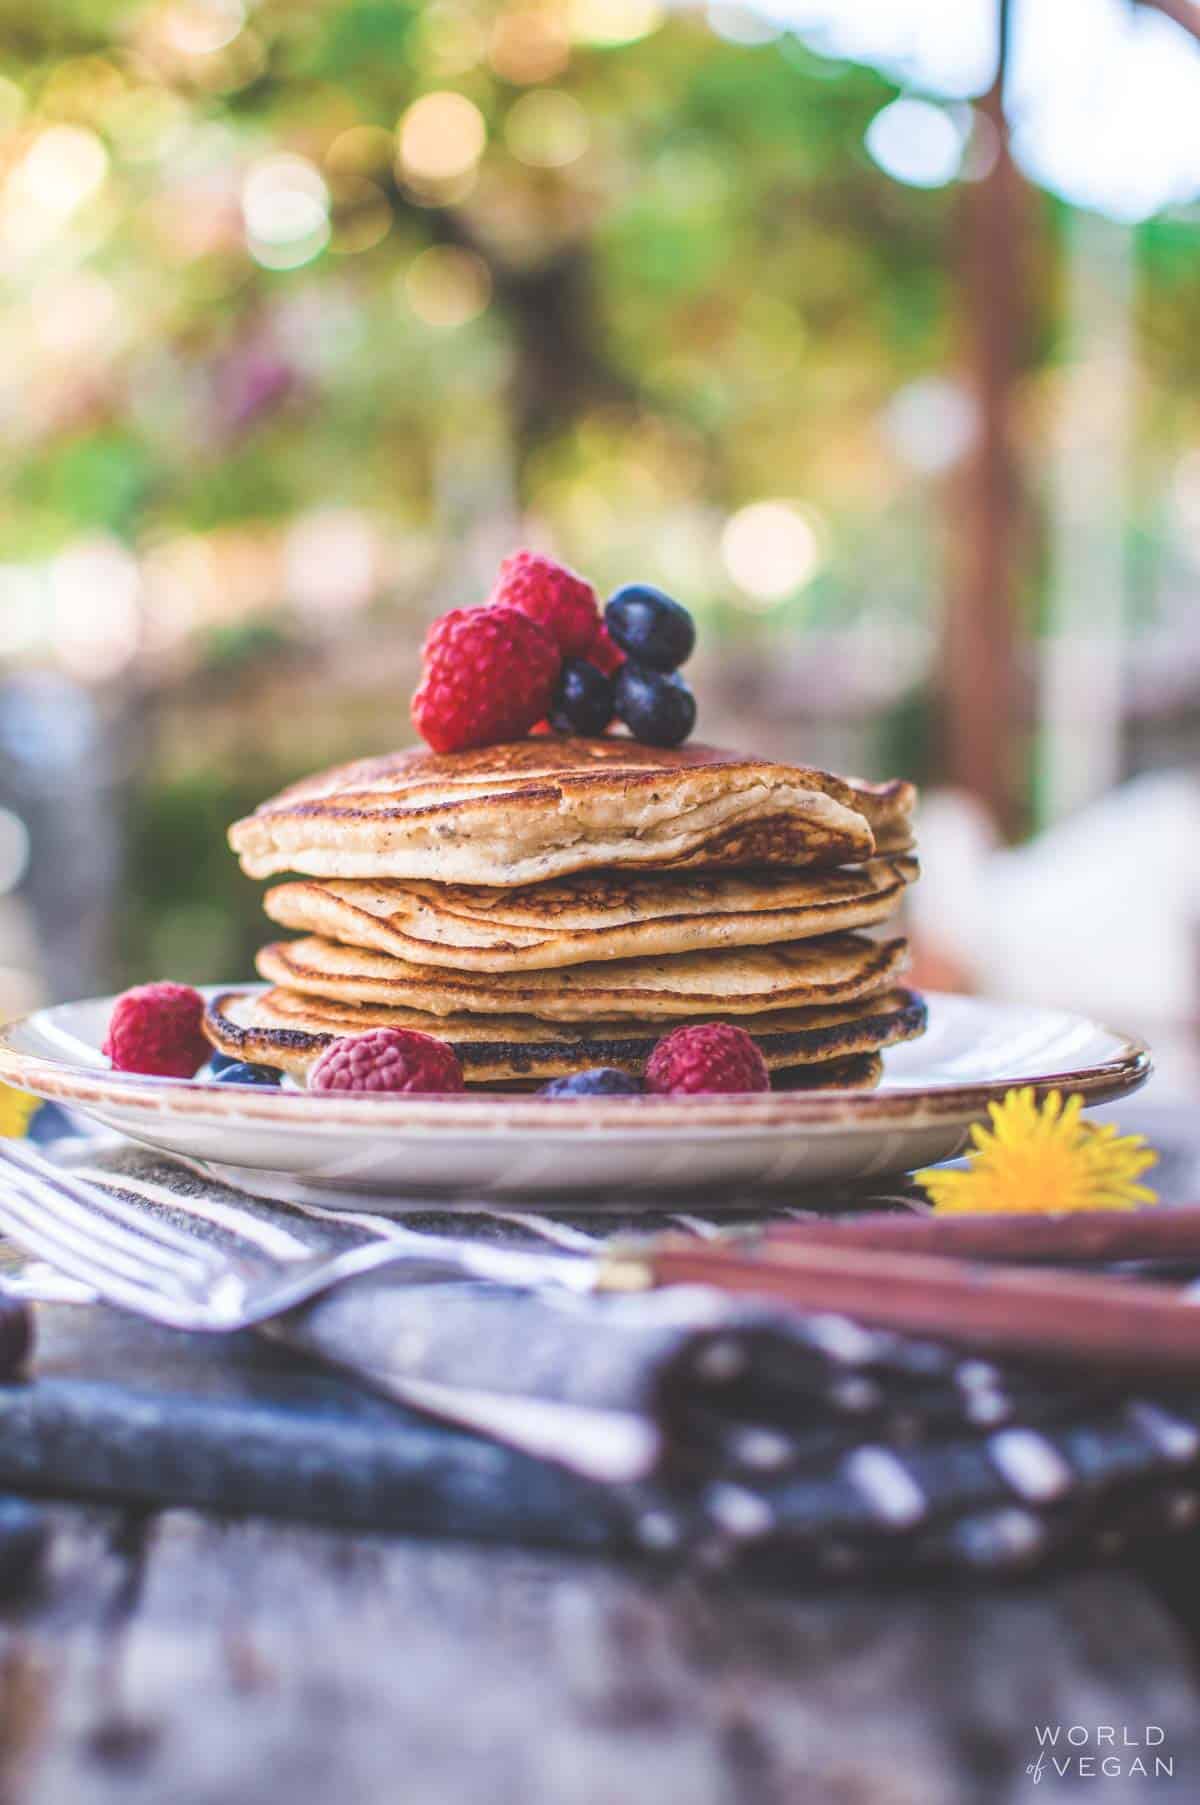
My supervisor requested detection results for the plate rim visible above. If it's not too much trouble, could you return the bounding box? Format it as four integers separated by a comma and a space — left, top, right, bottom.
0, 987, 1153, 1138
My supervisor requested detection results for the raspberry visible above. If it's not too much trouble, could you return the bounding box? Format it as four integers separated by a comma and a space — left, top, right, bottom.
412, 605, 560, 754
103, 982, 209, 1079
490, 550, 601, 659
587, 623, 626, 677
645, 1022, 770, 1096
310, 1028, 465, 1094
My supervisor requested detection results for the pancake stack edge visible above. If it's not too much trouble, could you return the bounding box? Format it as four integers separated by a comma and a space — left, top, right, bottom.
213, 738, 926, 1088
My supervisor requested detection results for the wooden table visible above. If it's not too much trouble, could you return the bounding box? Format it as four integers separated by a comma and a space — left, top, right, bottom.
1, 1509, 1198, 1802
4, 1087, 1200, 1802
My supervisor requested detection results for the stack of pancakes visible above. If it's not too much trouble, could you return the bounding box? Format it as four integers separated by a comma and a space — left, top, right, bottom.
209, 738, 926, 1089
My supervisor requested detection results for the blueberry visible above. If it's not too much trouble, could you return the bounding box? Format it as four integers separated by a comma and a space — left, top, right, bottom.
613, 663, 697, 748
605, 585, 695, 672
540, 1068, 644, 1097
213, 1061, 283, 1087
27, 1100, 75, 1144
550, 658, 615, 736
207, 1051, 241, 1075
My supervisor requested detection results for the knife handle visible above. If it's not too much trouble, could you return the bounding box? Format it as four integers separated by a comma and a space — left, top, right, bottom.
758, 1206, 1200, 1266
637, 1235, 1200, 1378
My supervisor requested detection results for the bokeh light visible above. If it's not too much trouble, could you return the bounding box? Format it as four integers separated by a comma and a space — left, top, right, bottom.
398, 92, 487, 186
568, 0, 664, 47
489, 6, 571, 83
31, 271, 119, 357
404, 245, 492, 327
39, 56, 124, 128
423, 6, 490, 77
242, 154, 330, 268
707, 4, 782, 45
328, 176, 393, 255
865, 98, 966, 189
0, 567, 42, 660
326, 126, 395, 176
505, 91, 590, 168
882, 378, 977, 476
11, 125, 108, 218
722, 502, 822, 604
105, 85, 188, 162
285, 509, 378, 619
162, 0, 246, 57
51, 538, 142, 682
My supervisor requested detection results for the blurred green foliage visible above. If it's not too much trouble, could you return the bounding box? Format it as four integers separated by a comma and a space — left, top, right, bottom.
0, 0, 956, 588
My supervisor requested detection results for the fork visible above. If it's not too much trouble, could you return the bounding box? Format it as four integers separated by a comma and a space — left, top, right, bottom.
0, 1139, 603, 1331
10, 1138, 1200, 1376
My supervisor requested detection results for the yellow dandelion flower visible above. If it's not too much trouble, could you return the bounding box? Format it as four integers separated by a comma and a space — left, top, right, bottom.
917, 1087, 1158, 1216
0, 1081, 38, 1140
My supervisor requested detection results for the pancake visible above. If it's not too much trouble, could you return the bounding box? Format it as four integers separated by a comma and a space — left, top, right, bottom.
263, 857, 918, 974
255, 931, 909, 1023
481, 1053, 885, 1093
774, 1053, 882, 1092
204, 987, 926, 1086
230, 738, 916, 886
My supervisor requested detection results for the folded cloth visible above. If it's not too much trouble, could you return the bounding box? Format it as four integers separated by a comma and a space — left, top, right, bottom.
24, 1136, 1200, 1578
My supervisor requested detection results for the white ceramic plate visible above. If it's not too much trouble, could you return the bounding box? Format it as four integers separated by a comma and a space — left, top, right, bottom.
0, 987, 1151, 1204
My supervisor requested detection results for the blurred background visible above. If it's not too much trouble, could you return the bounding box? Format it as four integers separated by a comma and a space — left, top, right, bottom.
1, 0, 1199, 1085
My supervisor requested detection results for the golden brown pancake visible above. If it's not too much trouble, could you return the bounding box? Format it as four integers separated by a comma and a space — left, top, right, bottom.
229, 738, 916, 886
488, 1054, 887, 1094
774, 1053, 883, 1092
204, 986, 926, 1085
262, 857, 917, 973
255, 932, 908, 1023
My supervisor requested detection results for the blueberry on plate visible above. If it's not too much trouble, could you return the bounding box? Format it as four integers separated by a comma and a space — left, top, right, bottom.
550, 658, 616, 736
605, 585, 695, 672
540, 1068, 644, 1097
614, 663, 697, 748
27, 1099, 76, 1144
207, 1051, 240, 1074
213, 1061, 283, 1087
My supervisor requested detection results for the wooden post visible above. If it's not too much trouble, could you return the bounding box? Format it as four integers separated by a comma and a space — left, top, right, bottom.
942, 0, 1024, 837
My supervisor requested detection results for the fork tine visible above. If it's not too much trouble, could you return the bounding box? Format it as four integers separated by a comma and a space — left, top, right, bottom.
0, 1166, 218, 1308
0, 1178, 215, 1329
0, 1139, 216, 1261
0, 1141, 223, 1280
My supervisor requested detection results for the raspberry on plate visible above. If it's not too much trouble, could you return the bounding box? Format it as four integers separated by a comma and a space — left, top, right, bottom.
103, 982, 210, 1079
310, 1028, 465, 1094
645, 1022, 770, 1096
412, 605, 560, 754
490, 550, 600, 659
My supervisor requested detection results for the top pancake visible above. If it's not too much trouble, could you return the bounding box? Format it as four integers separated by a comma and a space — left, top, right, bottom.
263, 856, 917, 973
230, 738, 916, 887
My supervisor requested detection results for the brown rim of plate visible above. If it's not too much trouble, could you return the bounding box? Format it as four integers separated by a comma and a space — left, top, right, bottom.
0, 989, 1152, 1134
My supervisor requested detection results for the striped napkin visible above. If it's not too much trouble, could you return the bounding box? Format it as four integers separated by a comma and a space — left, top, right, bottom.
13, 1125, 1200, 1579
